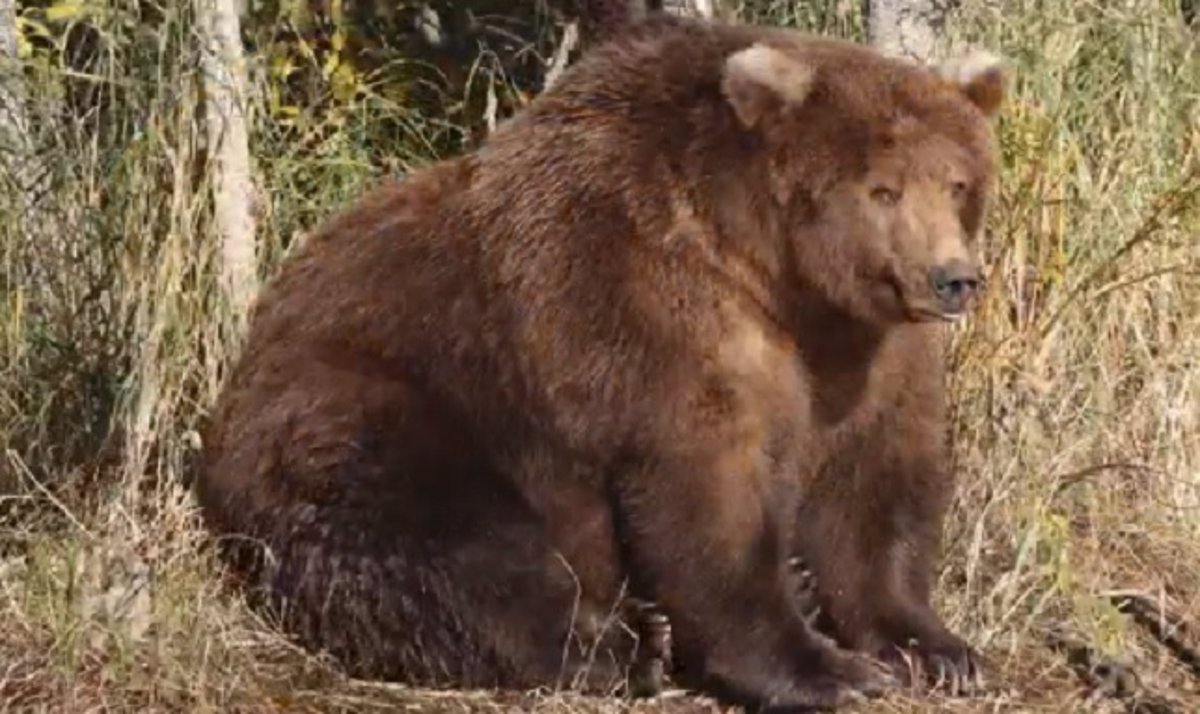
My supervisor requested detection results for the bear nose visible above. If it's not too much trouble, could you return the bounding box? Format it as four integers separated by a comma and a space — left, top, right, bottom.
929, 260, 982, 314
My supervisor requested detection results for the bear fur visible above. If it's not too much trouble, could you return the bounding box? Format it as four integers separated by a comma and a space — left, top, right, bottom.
196, 13, 1006, 711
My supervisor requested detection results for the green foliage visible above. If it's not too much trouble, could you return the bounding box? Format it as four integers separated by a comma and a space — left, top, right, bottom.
0, 1, 578, 490
244, 1, 568, 163
4, 0, 201, 487
739, 0, 867, 39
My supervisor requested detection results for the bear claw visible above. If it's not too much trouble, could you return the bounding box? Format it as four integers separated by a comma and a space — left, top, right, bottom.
887, 636, 985, 697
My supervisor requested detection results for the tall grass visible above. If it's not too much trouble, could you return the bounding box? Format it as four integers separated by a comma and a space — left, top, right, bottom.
939, 3, 1199, 706
1, 0, 1197, 711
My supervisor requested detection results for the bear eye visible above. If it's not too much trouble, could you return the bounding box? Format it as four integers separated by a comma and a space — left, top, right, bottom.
870, 186, 902, 206
950, 180, 970, 200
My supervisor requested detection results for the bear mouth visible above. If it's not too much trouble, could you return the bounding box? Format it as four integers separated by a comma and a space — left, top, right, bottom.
913, 302, 970, 322
908, 304, 967, 323
884, 274, 970, 323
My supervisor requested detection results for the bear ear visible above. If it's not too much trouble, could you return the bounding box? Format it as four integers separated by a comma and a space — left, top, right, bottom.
722, 43, 817, 129
936, 50, 1008, 118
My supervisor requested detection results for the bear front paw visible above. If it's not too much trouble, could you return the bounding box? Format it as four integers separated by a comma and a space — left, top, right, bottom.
885, 630, 984, 696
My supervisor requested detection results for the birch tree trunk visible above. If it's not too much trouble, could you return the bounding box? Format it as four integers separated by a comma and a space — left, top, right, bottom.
866, 0, 954, 62
0, 0, 53, 242
197, 0, 258, 333
0, 0, 29, 200
0, 0, 22, 119
661, 0, 713, 16
659, 0, 735, 20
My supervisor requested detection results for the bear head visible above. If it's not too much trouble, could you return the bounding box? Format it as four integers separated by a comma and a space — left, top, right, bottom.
721, 36, 1007, 325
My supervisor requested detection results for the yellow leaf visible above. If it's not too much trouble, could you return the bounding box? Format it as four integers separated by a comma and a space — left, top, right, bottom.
321, 50, 339, 80
331, 63, 359, 103
270, 53, 296, 81
45, 0, 90, 22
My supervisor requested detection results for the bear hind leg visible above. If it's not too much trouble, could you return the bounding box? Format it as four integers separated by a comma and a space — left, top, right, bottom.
202, 366, 637, 692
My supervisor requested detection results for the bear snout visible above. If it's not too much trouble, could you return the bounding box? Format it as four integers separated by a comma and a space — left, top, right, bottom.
928, 259, 982, 317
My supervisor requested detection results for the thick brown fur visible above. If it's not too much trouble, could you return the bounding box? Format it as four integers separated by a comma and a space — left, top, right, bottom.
569, 0, 650, 43
197, 13, 1006, 711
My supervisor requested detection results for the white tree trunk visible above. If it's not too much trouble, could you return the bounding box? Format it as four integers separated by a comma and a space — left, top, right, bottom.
866, 0, 951, 63
661, 0, 737, 19
0, 0, 54, 245
0, 0, 22, 116
0, 0, 30, 197
662, 0, 713, 16
662, 0, 739, 21
198, 0, 259, 331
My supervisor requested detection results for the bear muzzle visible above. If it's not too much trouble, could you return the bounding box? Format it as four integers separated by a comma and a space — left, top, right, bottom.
928, 259, 982, 319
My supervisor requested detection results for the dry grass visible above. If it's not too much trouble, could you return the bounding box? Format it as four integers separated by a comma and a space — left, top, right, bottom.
2, 0, 1199, 712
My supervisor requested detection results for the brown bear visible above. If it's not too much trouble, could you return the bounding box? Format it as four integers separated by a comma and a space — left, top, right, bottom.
196, 13, 1006, 712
